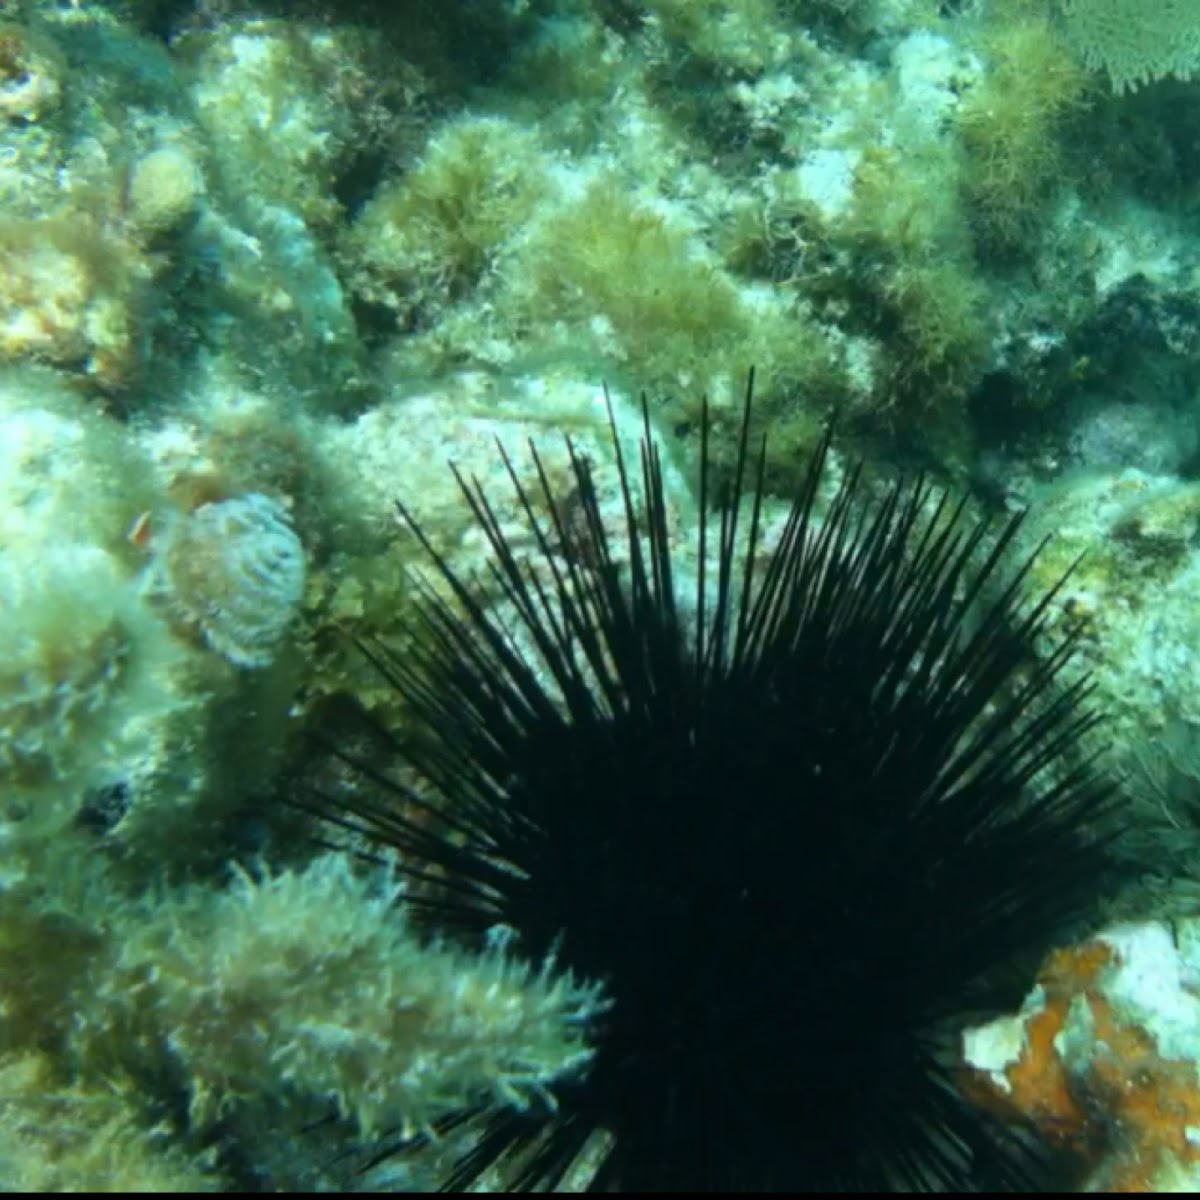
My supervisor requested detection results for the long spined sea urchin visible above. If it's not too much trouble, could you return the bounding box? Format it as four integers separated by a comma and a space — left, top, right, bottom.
305, 373, 1120, 1191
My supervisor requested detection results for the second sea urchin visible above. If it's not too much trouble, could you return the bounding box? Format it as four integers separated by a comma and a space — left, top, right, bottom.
306, 373, 1121, 1191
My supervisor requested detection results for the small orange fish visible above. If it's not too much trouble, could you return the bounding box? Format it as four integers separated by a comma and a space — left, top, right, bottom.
127, 510, 153, 549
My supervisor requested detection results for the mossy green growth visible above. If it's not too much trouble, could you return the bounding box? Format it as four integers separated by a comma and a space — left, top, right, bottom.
508, 176, 751, 390
635, 0, 890, 71
639, 0, 790, 73
957, 13, 1090, 256
0, 839, 218, 1188
345, 116, 548, 325
649, 301, 849, 496
0, 1052, 219, 1191
843, 147, 987, 418
847, 143, 967, 264
506, 10, 634, 145
0, 548, 137, 798
298, 542, 422, 736
0, 368, 182, 846
683, 373, 835, 499
880, 259, 988, 410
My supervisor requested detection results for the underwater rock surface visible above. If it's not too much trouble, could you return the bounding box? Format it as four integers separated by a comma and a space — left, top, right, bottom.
3, 0, 1200, 1190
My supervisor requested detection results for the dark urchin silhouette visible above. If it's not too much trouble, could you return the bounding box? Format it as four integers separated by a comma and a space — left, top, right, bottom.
307, 373, 1119, 1191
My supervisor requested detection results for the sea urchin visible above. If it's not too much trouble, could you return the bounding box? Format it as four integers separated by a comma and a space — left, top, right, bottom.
306, 373, 1119, 1191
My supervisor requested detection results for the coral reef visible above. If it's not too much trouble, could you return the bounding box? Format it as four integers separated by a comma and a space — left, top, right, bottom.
3, 0, 1200, 1187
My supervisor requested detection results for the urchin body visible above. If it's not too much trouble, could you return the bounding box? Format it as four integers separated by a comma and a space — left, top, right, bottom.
312, 376, 1117, 1191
